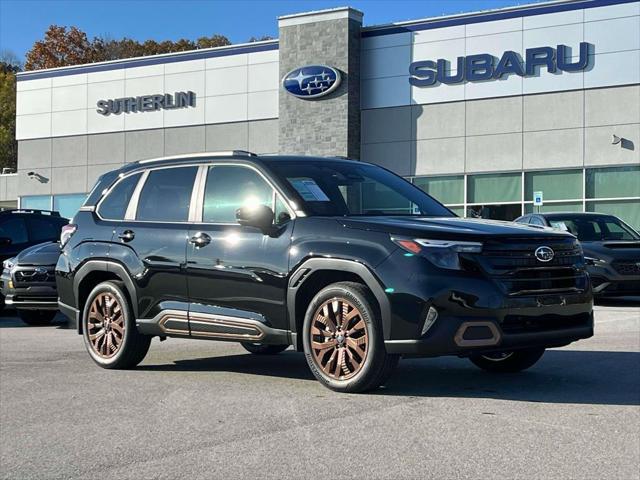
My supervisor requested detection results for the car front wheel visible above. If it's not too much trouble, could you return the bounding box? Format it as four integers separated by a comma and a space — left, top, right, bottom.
302, 282, 399, 393
469, 348, 545, 373
82, 281, 150, 369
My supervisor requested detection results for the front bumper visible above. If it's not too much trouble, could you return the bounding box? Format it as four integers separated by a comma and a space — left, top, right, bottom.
1, 269, 58, 310
587, 264, 640, 296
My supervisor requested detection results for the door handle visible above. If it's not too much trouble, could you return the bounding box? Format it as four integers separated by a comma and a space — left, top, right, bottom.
189, 232, 211, 248
118, 230, 135, 242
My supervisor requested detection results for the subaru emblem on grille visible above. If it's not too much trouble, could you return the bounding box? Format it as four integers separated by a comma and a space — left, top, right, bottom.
34, 267, 48, 274
534, 246, 555, 262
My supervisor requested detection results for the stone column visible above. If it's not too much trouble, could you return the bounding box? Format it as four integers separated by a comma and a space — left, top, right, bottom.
278, 7, 362, 159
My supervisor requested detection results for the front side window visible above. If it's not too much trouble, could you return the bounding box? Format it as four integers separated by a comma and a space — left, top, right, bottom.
202, 166, 275, 223
265, 161, 453, 217
28, 218, 60, 243
98, 173, 141, 220
548, 216, 640, 241
137, 167, 198, 222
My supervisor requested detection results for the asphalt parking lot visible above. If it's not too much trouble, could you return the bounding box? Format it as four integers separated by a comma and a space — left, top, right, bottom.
1, 300, 639, 480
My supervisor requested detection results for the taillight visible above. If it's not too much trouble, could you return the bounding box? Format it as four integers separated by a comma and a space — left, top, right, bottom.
60, 224, 77, 247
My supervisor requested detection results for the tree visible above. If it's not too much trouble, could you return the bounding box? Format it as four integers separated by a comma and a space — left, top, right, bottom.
25, 25, 98, 70
0, 50, 20, 172
248, 35, 275, 43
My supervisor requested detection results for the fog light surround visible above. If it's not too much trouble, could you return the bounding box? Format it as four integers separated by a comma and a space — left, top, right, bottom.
421, 306, 438, 336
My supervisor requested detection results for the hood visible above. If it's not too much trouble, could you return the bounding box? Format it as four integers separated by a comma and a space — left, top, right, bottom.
581, 240, 640, 261
15, 241, 61, 266
339, 216, 574, 241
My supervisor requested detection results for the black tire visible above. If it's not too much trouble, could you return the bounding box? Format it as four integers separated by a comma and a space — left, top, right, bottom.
241, 342, 289, 355
469, 348, 545, 373
302, 281, 399, 393
82, 281, 151, 369
18, 309, 57, 326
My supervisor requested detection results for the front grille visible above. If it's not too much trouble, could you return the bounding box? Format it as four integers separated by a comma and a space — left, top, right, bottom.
502, 312, 591, 334
612, 260, 640, 276
474, 238, 587, 296
13, 268, 55, 284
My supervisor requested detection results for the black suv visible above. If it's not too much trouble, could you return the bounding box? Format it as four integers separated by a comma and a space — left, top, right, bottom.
56, 152, 593, 393
0, 209, 68, 311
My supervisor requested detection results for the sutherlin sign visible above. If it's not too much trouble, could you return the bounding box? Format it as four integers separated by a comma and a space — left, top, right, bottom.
409, 42, 592, 86
96, 91, 196, 115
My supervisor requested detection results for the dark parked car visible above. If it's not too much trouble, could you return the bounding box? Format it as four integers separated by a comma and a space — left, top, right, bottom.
56, 152, 593, 393
0, 209, 68, 311
516, 212, 640, 296
1, 241, 60, 325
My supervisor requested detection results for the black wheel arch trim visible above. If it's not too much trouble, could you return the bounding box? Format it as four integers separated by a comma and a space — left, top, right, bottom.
287, 258, 392, 340
73, 259, 139, 333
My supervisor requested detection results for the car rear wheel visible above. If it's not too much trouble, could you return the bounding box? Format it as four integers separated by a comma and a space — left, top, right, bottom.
302, 282, 399, 393
241, 342, 289, 355
82, 281, 150, 369
469, 348, 545, 373
18, 310, 57, 326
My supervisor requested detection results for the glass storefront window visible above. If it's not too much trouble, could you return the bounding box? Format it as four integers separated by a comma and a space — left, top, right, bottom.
53, 194, 87, 220
467, 204, 522, 221
524, 169, 582, 202
586, 166, 640, 199
447, 206, 464, 217
20, 195, 52, 211
413, 175, 464, 205
525, 201, 583, 214
467, 172, 521, 204
586, 200, 640, 232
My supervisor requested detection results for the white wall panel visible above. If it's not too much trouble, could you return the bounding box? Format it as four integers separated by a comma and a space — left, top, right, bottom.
585, 16, 640, 54
584, 2, 640, 21
412, 38, 465, 62
163, 100, 205, 127
413, 25, 465, 44
523, 68, 583, 95
466, 17, 522, 36
125, 75, 164, 97
16, 113, 51, 140
205, 53, 247, 69
124, 107, 164, 131
16, 77, 51, 92
362, 45, 411, 79
584, 50, 640, 88
87, 80, 125, 106
52, 84, 87, 112
523, 9, 584, 29
248, 90, 278, 119
205, 94, 248, 124
411, 80, 465, 104
164, 59, 205, 74
124, 64, 164, 78
88, 68, 125, 83
16, 88, 51, 115
466, 72, 523, 99
466, 30, 523, 57
362, 32, 411, 50
87, 108, 125, 134
523, 23, 583, 53
248, 49, 278, 64
164, 70, 205, 94
52, 110, 87, 136
52, 73, 87, 87
248, 62, 279, 91
361, 76, 410, 109
205, 66, 247, 96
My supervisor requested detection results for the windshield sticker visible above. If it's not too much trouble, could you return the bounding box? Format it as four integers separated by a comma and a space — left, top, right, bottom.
289, 178, 330, 202
550, 221, 568, 231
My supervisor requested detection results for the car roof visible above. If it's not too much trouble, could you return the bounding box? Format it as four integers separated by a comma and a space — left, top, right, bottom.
536, 212, 618, 219
0, 209, 66, 220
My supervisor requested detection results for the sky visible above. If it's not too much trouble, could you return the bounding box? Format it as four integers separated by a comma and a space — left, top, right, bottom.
0, 0, 547, 63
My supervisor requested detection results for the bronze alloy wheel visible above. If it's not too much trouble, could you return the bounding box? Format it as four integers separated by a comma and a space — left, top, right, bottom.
309, 297, 368, 380
87, 293, 125, 359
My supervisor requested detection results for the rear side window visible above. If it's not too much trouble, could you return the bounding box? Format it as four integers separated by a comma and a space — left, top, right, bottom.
136, 167, 198, 222
529, 217, 545, 226
0, 218, 28, 245
28, 218, 60, 242
202, 165, 274, 223
98, 173, 141, 220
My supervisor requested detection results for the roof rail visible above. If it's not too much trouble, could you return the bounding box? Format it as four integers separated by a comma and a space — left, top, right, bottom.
137, 150, 257, 165
0, 209, 61, 217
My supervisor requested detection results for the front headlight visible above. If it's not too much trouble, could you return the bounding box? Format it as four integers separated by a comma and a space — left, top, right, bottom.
584, 256, 607, 267
2, 258, 15, 270
391, 237, 482, 270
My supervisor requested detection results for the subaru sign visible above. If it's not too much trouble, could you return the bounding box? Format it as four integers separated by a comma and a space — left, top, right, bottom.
409, 42, 592, 87
282, 65, 341, 99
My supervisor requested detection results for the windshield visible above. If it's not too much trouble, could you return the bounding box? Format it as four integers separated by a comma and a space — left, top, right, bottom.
548, 216, 640, 241
265, 161, 454, 217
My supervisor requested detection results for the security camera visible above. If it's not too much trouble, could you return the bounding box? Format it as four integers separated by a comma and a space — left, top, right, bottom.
611, 134, 621, 145
27, 171, 35, 177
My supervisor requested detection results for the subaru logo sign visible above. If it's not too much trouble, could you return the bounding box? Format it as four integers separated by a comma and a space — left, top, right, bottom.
282, 65, 341, 99
34, 267, 48, 274
534, 246, 555, 263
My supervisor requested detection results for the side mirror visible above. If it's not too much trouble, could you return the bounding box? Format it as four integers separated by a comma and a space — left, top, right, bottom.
0, 237, 12, 246
236, 205, 274, 234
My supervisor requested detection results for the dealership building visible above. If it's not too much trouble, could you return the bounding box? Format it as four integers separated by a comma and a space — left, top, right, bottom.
2, 0, 639, 228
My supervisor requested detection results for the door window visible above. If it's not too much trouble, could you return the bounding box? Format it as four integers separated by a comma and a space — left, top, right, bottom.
529, 216, 545, 226
98, 173, 141, 220
137, 167, 198, 222
202, 166, 274, 223
0, 218, 29, 245
28, 218, 59, 242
